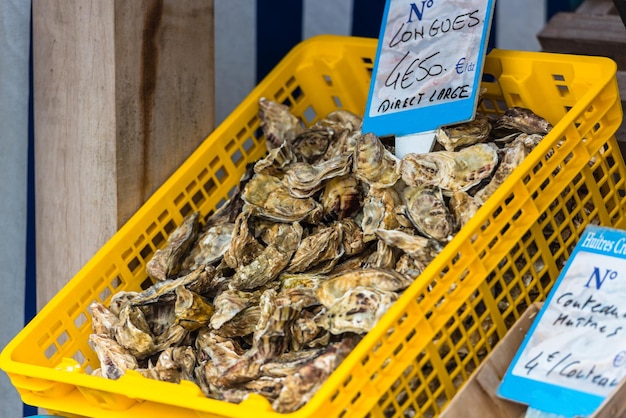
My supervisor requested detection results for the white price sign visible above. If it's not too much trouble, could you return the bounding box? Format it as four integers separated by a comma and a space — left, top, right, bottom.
363, 0, 495, 138
498, 226, 626, 416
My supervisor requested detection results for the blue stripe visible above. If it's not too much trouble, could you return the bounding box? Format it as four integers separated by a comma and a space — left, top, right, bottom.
256, 0, 303, 83
24, 5, 38, 415
350, 0, 386, 38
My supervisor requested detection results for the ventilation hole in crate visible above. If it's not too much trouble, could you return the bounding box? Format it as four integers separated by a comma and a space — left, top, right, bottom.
332, 95, 343, 108
242, 137, 255, 154
323, 74, 333, 86
481, 98, 496, 111
552, 74, 565, 82
351, 391, 362, 405
139, 245, 152, 261
215, 167, 227, 184
509, 92, 522, 106
273, 87, 285, 102
164, 219, 177, 235
140, 277, 154, 290
230, 148, 244, 167
282, 97, 292, 108
481, 73, 496, 83
496, 99, 508, 112
253, 127, 264, 141
290, 85, 303, 103
225, 138, 236, 153
556, 84, 570, 97
394, 343, 404, 357
74, 312, 88, 330
215, 197, 228, 210
99, 286, 112, 302
180, 202, 193, 217
204, 178, 217, 196
593, 122, 601, 132
74, 349, 86, 366
303, 105, 317, 123
191, 191, 205, 208
405, 328, 416, 343
383, 403, 397, 417
330, 390, 340, 402
152, 231, 165, 248
45, 344, 58, 359
235, 128, 248, 141
338, 410, 347, 418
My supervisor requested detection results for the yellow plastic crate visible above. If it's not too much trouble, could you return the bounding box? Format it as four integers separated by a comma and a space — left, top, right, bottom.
2, 35, 625, 418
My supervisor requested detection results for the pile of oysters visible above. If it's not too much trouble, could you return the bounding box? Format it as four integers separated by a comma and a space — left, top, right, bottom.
88, 98, 552, 412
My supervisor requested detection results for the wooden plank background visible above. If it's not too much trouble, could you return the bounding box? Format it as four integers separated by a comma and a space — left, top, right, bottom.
33, 0, 215, 309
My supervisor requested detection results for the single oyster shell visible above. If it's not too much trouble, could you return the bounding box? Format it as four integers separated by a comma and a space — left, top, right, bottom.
272, 337, 357, 413
283, 153, 352, 198
182, 223, 235, 270
214, 305, 261, 338
365, 239, 399, 270
491, 106, 552, 142
325, 286, 398, 334
354, 132, 401, 188
174, 286, 215, 331
249, 290, 304, 362
196, 330, 245, 372
154, 323, 190, 352
89, 334, 138, 380
153, 346, 196, 383
259, 97, 304, 149
449, 190, 481, 230
210, 288, 264, 329
254, 141, 299, 177
313, 109, 362, 133
395, 253, 426, 280
402, 186, 455, 241
260, 348, 326, 378
316, 268, 412, 303
374, 228, 440, 263
291, 128, 333, 163
242, 173, 323, 223
436, 113, 491, 151
146, 212, 200, 281
361, 187, 401, 242
400, 143, 498, 194
224, 208, 264, 270
115, 304, 155, 359
229, 222, 303, 290
339, 218, 367, 257
89, 301, 119, 339
286, 223, 344, 273
320, 174, 363, 221
474, 135, 529, 205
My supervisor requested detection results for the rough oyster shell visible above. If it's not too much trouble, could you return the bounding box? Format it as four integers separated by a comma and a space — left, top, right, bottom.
259, 97, 304, 149
283, 153, 352, 198
89, 334, 138, 380
436, 113, 491, 151
241, 173, 323, 223
146, 212, 200, 281
320, 174, 363, 221
354, 132, 400, 188
491, 106, 552, 142
400, 143, 499, 194
402, 186, 455, 241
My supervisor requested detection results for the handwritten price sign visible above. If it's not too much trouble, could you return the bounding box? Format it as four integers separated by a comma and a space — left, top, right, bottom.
363, 0, 495, 138
498, 226, 626, 416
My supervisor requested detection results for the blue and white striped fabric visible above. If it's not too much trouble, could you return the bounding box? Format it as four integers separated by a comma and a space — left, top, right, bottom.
214, 0, 578, 123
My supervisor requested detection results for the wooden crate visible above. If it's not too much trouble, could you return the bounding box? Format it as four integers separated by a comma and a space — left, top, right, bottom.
538, 0, 626, 148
